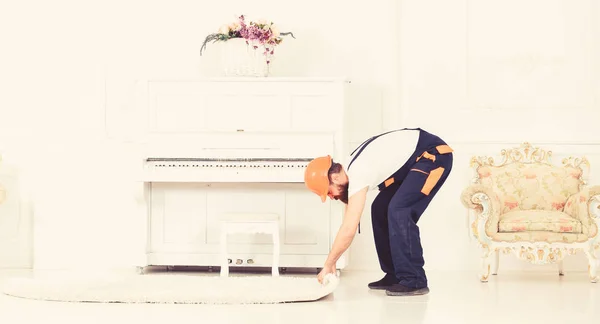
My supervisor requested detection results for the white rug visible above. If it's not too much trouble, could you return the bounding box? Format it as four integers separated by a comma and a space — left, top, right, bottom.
1, 273, 339, 304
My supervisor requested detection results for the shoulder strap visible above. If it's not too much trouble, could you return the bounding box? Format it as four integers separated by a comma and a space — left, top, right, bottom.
348, 128, 419, 169
348, 136, 377, 169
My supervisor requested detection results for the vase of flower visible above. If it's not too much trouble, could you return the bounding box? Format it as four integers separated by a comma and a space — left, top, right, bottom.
200, 15, 295, 77
220, 38, 270, 77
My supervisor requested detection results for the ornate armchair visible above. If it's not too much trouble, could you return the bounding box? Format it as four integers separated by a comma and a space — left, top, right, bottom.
460, 143, 600, 283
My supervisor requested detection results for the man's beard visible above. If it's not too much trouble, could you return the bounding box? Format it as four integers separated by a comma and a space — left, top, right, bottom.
334, 183, 349, 204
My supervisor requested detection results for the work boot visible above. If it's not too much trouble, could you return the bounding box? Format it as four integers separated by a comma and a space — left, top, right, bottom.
368, 274, 399, 290
385, 283, 429, 296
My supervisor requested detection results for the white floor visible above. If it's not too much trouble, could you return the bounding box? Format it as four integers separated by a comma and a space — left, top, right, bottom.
1, 268, 599, 324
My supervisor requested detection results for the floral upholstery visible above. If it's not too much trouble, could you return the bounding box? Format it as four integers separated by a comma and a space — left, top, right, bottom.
476, 163, 582, 215
461, 144, 596, 241
460, 143, 600, 283
498, 210, 582, 233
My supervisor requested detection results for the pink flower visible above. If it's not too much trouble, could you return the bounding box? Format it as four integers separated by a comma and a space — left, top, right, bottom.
200, 15, 296, 64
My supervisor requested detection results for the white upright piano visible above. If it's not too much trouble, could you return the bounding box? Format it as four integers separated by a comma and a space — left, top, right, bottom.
134, 77, 350, 273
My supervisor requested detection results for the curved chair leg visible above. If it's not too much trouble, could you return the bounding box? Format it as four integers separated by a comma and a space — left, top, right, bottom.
590, 260, 599, 283
480, 247, 492, 282
558, 260, 564, 276
586, 247, 599, 283
492, 249, 499, 275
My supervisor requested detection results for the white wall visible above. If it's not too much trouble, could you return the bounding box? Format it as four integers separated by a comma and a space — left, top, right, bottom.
1, 0, 599, 275
0, 0, 397, 270
349, 0, 600, 275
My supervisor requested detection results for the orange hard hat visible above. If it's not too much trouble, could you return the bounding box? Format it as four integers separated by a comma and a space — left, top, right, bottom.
304, 155, 332, 202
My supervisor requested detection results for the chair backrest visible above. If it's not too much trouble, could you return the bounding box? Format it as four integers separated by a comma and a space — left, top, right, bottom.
470, 142, 589, 214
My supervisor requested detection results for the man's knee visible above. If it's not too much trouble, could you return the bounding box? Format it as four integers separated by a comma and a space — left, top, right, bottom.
387, 198, 426, 226
387, 204, 415, 221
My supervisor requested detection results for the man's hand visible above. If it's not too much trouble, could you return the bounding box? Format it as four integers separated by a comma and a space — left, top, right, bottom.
317, 187, 368, 284
317, 262, 337, 284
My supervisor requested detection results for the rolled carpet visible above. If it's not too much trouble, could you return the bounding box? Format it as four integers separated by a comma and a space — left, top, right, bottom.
1, 273, 340, 304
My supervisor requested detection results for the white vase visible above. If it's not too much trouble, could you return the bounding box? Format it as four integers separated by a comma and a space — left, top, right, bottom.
220, 38, 271, 77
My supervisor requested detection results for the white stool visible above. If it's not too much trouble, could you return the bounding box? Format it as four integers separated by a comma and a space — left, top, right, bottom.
220, 213, 280, 277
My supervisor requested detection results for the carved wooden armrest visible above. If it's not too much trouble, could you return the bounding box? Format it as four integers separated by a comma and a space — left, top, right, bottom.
460, 184, 502, 239
564, 186, 600, 238
587, 189, 600, 246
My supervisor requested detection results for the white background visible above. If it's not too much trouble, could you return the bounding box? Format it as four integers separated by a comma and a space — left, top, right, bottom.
1, 0, 599, 274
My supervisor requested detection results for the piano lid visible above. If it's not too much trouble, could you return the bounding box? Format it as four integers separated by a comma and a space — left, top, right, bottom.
135, 78, 347, 183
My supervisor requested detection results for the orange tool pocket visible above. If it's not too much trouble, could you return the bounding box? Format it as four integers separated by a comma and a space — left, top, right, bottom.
416, 145, 453, 162
416, 151, 436, 162
435, 145, 453, 154
384, 177, 395, 187
382, 144, 452, 192
421, 167, 444, 195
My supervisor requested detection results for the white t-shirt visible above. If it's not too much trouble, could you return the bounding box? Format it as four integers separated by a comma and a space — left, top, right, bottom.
346, 129, 420, 198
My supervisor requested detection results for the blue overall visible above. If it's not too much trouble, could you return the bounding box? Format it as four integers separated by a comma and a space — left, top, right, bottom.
348, 128, 453, 289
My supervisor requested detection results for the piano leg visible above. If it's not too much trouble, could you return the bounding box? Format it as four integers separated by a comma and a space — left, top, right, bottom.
272, 223, 280, 277
220, 228, 229, 277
